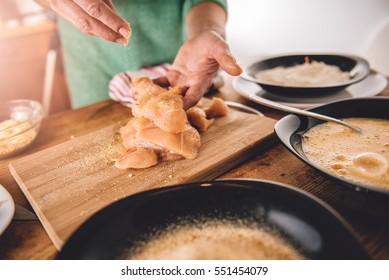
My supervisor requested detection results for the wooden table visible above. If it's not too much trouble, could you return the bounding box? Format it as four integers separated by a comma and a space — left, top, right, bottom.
1, 77, 388, 260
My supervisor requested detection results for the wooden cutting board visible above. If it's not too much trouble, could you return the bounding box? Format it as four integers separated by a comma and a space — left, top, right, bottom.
9, 109, 277, 249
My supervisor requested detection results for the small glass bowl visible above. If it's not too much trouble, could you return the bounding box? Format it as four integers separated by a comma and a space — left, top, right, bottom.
0, 99, 44, 159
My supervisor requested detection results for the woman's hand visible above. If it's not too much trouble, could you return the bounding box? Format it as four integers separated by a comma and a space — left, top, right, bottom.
155, 30, 242, 109
154, 2, 242, 109
45, 0, 131, 44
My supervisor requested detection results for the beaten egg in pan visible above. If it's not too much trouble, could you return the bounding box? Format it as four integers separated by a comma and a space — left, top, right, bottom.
302, 118, 389, 189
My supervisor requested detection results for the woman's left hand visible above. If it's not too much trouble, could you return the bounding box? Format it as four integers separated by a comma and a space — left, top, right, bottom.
154, 30, 242, 110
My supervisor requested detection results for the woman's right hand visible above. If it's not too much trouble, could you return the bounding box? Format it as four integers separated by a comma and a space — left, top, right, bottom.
45, 0, 131, 44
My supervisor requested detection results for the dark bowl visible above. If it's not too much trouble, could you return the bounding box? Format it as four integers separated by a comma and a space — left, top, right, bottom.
242, 53, 370, 95
56, 179, 368, 260
275, 97, 389, 195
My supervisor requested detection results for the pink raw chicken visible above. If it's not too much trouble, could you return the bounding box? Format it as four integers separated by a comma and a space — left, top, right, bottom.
114, 148, 158, 169
115, 77, 201, 169
115, 77, 229, 170
131, 77, 187, 133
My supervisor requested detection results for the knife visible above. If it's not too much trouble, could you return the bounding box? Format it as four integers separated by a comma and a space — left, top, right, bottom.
13, 203, 38, 221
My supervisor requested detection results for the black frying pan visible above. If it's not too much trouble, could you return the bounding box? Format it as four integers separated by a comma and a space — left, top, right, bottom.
56, 179, 368, 260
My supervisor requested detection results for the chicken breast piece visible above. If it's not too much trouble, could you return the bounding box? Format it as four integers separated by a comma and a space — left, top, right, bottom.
119, 115, 200, 163
136, 124, 201, 160
115, 148, 158, 169
186, 107, 215, 133
120, 117, 155, 149
204, 97, 229, 119
131, 77, 187, 133
115, 77, 229, 169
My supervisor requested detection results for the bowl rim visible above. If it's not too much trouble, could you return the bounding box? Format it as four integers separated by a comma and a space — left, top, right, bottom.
0, 99, 44, 125
242, 52, 370, 90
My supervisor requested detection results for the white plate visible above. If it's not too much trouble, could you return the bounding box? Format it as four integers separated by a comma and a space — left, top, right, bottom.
233, 72, 388, 109
0, 183, 15, 236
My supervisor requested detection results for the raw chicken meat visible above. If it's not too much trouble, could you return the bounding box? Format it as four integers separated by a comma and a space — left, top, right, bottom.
114, 148, 158, 169
131, 77, 187, 133
115, 77, 229, 169
118, 116, 200, 161
204, 97, 229, 118
186, 107, 214, 133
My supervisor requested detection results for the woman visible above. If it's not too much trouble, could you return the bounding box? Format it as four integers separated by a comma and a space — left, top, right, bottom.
39, 0, 242, 109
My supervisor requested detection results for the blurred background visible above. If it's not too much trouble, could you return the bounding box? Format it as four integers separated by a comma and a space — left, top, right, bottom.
226, 0, 389, 72
0, 0, 70, 115
0, 0, 388, 115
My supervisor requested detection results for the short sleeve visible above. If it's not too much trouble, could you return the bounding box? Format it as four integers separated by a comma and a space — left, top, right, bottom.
181, 0, 227, 39
183, 0, 227, 18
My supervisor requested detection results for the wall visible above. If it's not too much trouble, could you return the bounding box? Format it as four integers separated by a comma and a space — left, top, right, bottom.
0, 0, 71, 115
225, 0, 389, 74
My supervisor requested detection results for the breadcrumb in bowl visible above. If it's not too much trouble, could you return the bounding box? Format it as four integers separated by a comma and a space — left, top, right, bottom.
57, 179, 369, 260
0, 99, 44, 159
242, 53, 370, 95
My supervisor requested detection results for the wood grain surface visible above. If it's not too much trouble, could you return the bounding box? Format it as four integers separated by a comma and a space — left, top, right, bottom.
8, 109, 276, 249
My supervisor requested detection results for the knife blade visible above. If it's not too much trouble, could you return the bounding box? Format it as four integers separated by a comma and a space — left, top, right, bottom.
13, 203, 38, 221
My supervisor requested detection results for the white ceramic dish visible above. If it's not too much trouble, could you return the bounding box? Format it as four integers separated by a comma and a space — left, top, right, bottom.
0, 184, 15, 236
233, 72, 388, 109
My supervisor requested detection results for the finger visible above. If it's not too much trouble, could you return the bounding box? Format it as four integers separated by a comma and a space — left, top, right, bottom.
152, 76, 170, 88
103, 0, 115, 10
39, 0, 51, 8
50, 0, 125, 43
166, 69, 190, 89
73, 0, 131, 39
183, 85, 207, 110
179, 86, 189, 95
214, 50, 243, 76
153, 76, 188, 96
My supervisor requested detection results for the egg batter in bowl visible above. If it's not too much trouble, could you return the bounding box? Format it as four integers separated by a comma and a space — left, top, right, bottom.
302, 118, 389, 189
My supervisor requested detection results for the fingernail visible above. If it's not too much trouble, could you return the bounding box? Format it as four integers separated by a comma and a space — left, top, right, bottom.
119, 27, 131, 38
231, 56, 238, 64
116, 37, 128, 46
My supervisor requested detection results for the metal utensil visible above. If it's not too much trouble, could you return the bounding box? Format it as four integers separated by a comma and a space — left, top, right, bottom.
225, 101, 264, 116
13, 203, 38, 221
248, 93, 362, 133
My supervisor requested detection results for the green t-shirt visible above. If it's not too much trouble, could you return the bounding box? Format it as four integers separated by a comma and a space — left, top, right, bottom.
57, 0, 227, 108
